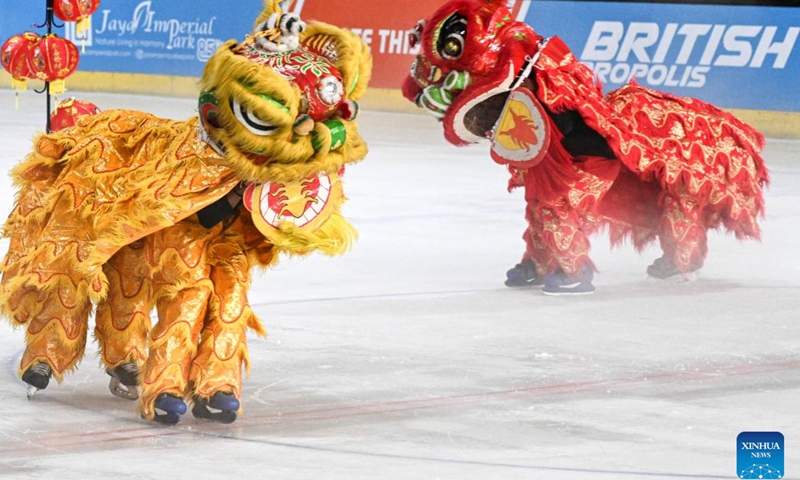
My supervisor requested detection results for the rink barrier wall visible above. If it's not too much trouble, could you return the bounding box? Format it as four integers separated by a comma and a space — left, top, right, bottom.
2, 70, 799, 140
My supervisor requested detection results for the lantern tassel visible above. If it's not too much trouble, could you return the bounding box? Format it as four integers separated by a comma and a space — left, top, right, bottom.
11, 77, 27, 91
77, 16, 91, 52
11, 78, 26, 110
50, 80, 66, 96
76, 17, 91, 35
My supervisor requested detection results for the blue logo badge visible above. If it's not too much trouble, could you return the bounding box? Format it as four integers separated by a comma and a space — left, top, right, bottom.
737, 432, 784, 479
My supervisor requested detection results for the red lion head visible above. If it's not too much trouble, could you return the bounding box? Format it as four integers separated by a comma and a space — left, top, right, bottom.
402, 0, 543, 146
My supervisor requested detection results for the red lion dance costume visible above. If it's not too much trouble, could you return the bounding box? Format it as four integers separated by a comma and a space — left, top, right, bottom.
402, 0, 769, 295
0, 1, 371, 424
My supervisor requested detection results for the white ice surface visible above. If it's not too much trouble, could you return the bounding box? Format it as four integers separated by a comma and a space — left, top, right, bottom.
0, 90, 798, 479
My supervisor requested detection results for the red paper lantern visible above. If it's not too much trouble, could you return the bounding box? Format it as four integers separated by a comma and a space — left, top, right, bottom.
54, 0, 101, 23
50, 97, 101, 131
1, 32, 41, 88
27, 34, 80, 94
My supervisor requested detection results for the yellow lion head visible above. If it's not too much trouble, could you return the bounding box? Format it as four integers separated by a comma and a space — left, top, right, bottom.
198, 4, 372, 185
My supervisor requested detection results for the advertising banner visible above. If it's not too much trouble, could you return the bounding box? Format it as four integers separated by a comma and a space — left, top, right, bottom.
294, 0, 800, 111
293, 0, 441, 89
0, 0, 264, 78
2, 1, 798, 112
522, 2, 800, 111
293, 0, 530, 90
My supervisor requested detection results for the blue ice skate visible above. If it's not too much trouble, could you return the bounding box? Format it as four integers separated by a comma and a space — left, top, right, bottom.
153, 393, 187, 425
192, 392, 240, 424
542, 264, 595, 296
505, 260, 542, 287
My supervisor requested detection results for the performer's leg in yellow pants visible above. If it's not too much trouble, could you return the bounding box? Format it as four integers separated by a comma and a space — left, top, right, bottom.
138, 214, 263, 424
17, 291, 92, 392
95, 240, 152, 399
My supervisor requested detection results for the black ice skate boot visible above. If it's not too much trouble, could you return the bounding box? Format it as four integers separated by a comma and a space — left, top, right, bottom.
505, 260, 542, 288
542, 263, 596, 296
192, 392, 240, 424
152, 393, 187, 425
22, 362, 52, 398
106, 361, 140, 400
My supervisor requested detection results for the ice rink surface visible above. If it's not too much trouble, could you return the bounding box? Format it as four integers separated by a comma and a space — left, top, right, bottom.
0, 90, 798, 479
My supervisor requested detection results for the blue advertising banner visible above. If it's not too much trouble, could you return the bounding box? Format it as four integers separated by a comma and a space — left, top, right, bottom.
522, 2, 800, 111
0, 0, 264, 78
3, 1, 799, 113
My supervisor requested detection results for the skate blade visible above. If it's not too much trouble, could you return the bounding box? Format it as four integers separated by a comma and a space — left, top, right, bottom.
192, 405, 237, 424
109, 377, 139, 400
504, 280, 542, 289
152, 411, 182, 425
542, 288, 596, 296
647, 270, 699, 283
26, 385, 40, 399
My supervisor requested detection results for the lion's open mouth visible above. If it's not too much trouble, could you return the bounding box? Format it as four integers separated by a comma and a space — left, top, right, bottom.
461, 91, 511, 139
436, 62, 519, 144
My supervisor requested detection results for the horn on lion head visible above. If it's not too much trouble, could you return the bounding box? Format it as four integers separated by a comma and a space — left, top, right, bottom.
255, 0, 296, 26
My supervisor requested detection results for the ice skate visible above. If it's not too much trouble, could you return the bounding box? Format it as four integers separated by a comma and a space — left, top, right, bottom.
647, 256, 698, 282
22, 362, 53, 398
152, 393, 187, 425
542, 264, 595, 296
505, 260, 542, 288
192, 392, 240, 424
106, 362, 140, 400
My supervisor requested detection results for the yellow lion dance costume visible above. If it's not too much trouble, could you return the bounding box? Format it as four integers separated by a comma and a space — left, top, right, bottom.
0, 0, 371, 424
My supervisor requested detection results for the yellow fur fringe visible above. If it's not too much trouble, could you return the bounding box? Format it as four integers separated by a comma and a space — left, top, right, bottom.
268, 210, 358, 257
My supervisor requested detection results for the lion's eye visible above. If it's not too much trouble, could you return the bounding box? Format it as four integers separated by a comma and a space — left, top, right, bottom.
231, 99, 278, 136
437, 13, 466, 61
317, 76, 344, 106
442, 38, 462, 59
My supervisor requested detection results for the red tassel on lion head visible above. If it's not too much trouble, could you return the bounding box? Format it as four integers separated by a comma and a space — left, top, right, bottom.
402, 0, 543, 145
